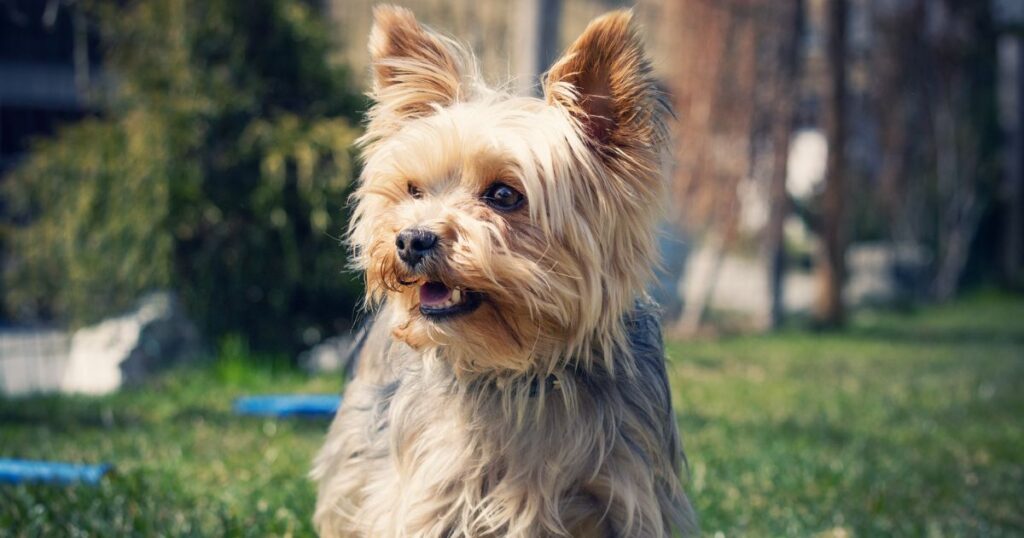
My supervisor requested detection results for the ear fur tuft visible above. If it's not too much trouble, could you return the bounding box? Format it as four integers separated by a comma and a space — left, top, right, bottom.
543, 10, 665, 151
366, 5, 468, 136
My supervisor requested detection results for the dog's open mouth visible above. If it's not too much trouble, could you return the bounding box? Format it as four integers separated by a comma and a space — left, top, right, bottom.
418, 281, 482, 319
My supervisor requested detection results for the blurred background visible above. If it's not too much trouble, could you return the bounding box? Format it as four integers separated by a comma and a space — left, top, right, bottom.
1, 0, 1022, 536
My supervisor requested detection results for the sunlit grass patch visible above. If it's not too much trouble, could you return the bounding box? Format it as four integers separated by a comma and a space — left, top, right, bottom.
670, 292, 1024, 536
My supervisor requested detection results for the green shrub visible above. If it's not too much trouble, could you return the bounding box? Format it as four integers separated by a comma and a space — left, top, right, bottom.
2, 0, 367, 354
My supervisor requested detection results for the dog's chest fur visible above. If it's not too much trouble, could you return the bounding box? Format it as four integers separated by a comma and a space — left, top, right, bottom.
312, 304, 692, 538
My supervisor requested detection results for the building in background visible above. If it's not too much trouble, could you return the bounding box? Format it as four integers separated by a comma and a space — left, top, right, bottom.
0, 0, 103, 175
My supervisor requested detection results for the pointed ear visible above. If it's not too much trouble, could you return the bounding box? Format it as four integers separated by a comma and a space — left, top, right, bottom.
543, 10, 664, 151
367, 6, 466, 125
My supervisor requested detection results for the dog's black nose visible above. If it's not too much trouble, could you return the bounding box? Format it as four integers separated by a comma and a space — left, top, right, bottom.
395, 228, 438, 267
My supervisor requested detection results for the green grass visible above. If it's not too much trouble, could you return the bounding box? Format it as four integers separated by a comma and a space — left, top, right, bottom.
2, 293, 1023, 536
670, 292, 1024, 536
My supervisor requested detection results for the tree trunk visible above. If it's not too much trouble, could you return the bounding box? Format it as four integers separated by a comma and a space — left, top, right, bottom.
931, 89, 981, 301
815, 0, 848, 328
72, 2, 91, 96
512, 0, 563, 96
678, 230, 729, 337
1002, 36, 1024, 286
665, 1, 756, 334
763, 0, 803, 330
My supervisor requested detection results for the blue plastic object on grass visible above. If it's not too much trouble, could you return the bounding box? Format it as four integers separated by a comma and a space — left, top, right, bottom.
232, 394, 341, 418
0, 459, 112, 485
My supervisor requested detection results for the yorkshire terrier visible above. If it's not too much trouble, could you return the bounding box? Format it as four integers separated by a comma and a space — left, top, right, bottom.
312, 6, 695, 536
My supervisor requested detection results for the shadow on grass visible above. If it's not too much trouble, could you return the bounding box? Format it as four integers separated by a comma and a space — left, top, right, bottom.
844, 326, 1024, 347
0, 467, 304, 535
0, 400, 145, 431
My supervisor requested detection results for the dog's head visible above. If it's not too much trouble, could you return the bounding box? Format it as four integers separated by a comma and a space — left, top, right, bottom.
349, 6, 667, 376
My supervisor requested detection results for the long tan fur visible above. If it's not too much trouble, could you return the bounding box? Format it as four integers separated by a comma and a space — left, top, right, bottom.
312, 6, 695, 537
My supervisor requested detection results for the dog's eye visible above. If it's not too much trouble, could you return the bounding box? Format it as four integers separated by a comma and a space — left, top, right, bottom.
482, 183, 525, 212
407, 183, 423, 199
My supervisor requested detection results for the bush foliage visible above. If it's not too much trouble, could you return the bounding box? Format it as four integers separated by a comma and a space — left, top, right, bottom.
3, 0, 366, 353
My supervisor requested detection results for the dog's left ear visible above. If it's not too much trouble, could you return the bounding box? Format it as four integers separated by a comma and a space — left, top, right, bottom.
543, 10, 662, 151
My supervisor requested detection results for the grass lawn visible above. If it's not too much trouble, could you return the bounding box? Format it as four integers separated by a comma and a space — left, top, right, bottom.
2, 293, 1022, 536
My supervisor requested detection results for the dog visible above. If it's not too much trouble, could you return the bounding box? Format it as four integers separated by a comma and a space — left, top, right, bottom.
312, 6, 695, 536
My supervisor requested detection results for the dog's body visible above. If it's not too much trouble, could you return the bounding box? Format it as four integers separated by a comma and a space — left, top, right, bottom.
312, 7, 694, 537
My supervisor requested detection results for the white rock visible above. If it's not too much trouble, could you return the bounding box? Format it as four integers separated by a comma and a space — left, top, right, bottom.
60, 292, 200, 395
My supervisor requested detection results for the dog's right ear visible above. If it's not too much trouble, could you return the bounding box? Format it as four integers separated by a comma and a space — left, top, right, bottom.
367, 6, 465, 129
543, 10, 663, 154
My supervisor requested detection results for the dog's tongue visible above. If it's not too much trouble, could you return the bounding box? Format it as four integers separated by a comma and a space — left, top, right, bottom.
420, 281, 451, 307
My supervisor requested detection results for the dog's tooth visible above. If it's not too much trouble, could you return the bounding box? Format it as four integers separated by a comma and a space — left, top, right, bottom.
451, 288, 462, 303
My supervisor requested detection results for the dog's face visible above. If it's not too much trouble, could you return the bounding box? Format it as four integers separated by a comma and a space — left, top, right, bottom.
349, 7, 667, 376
